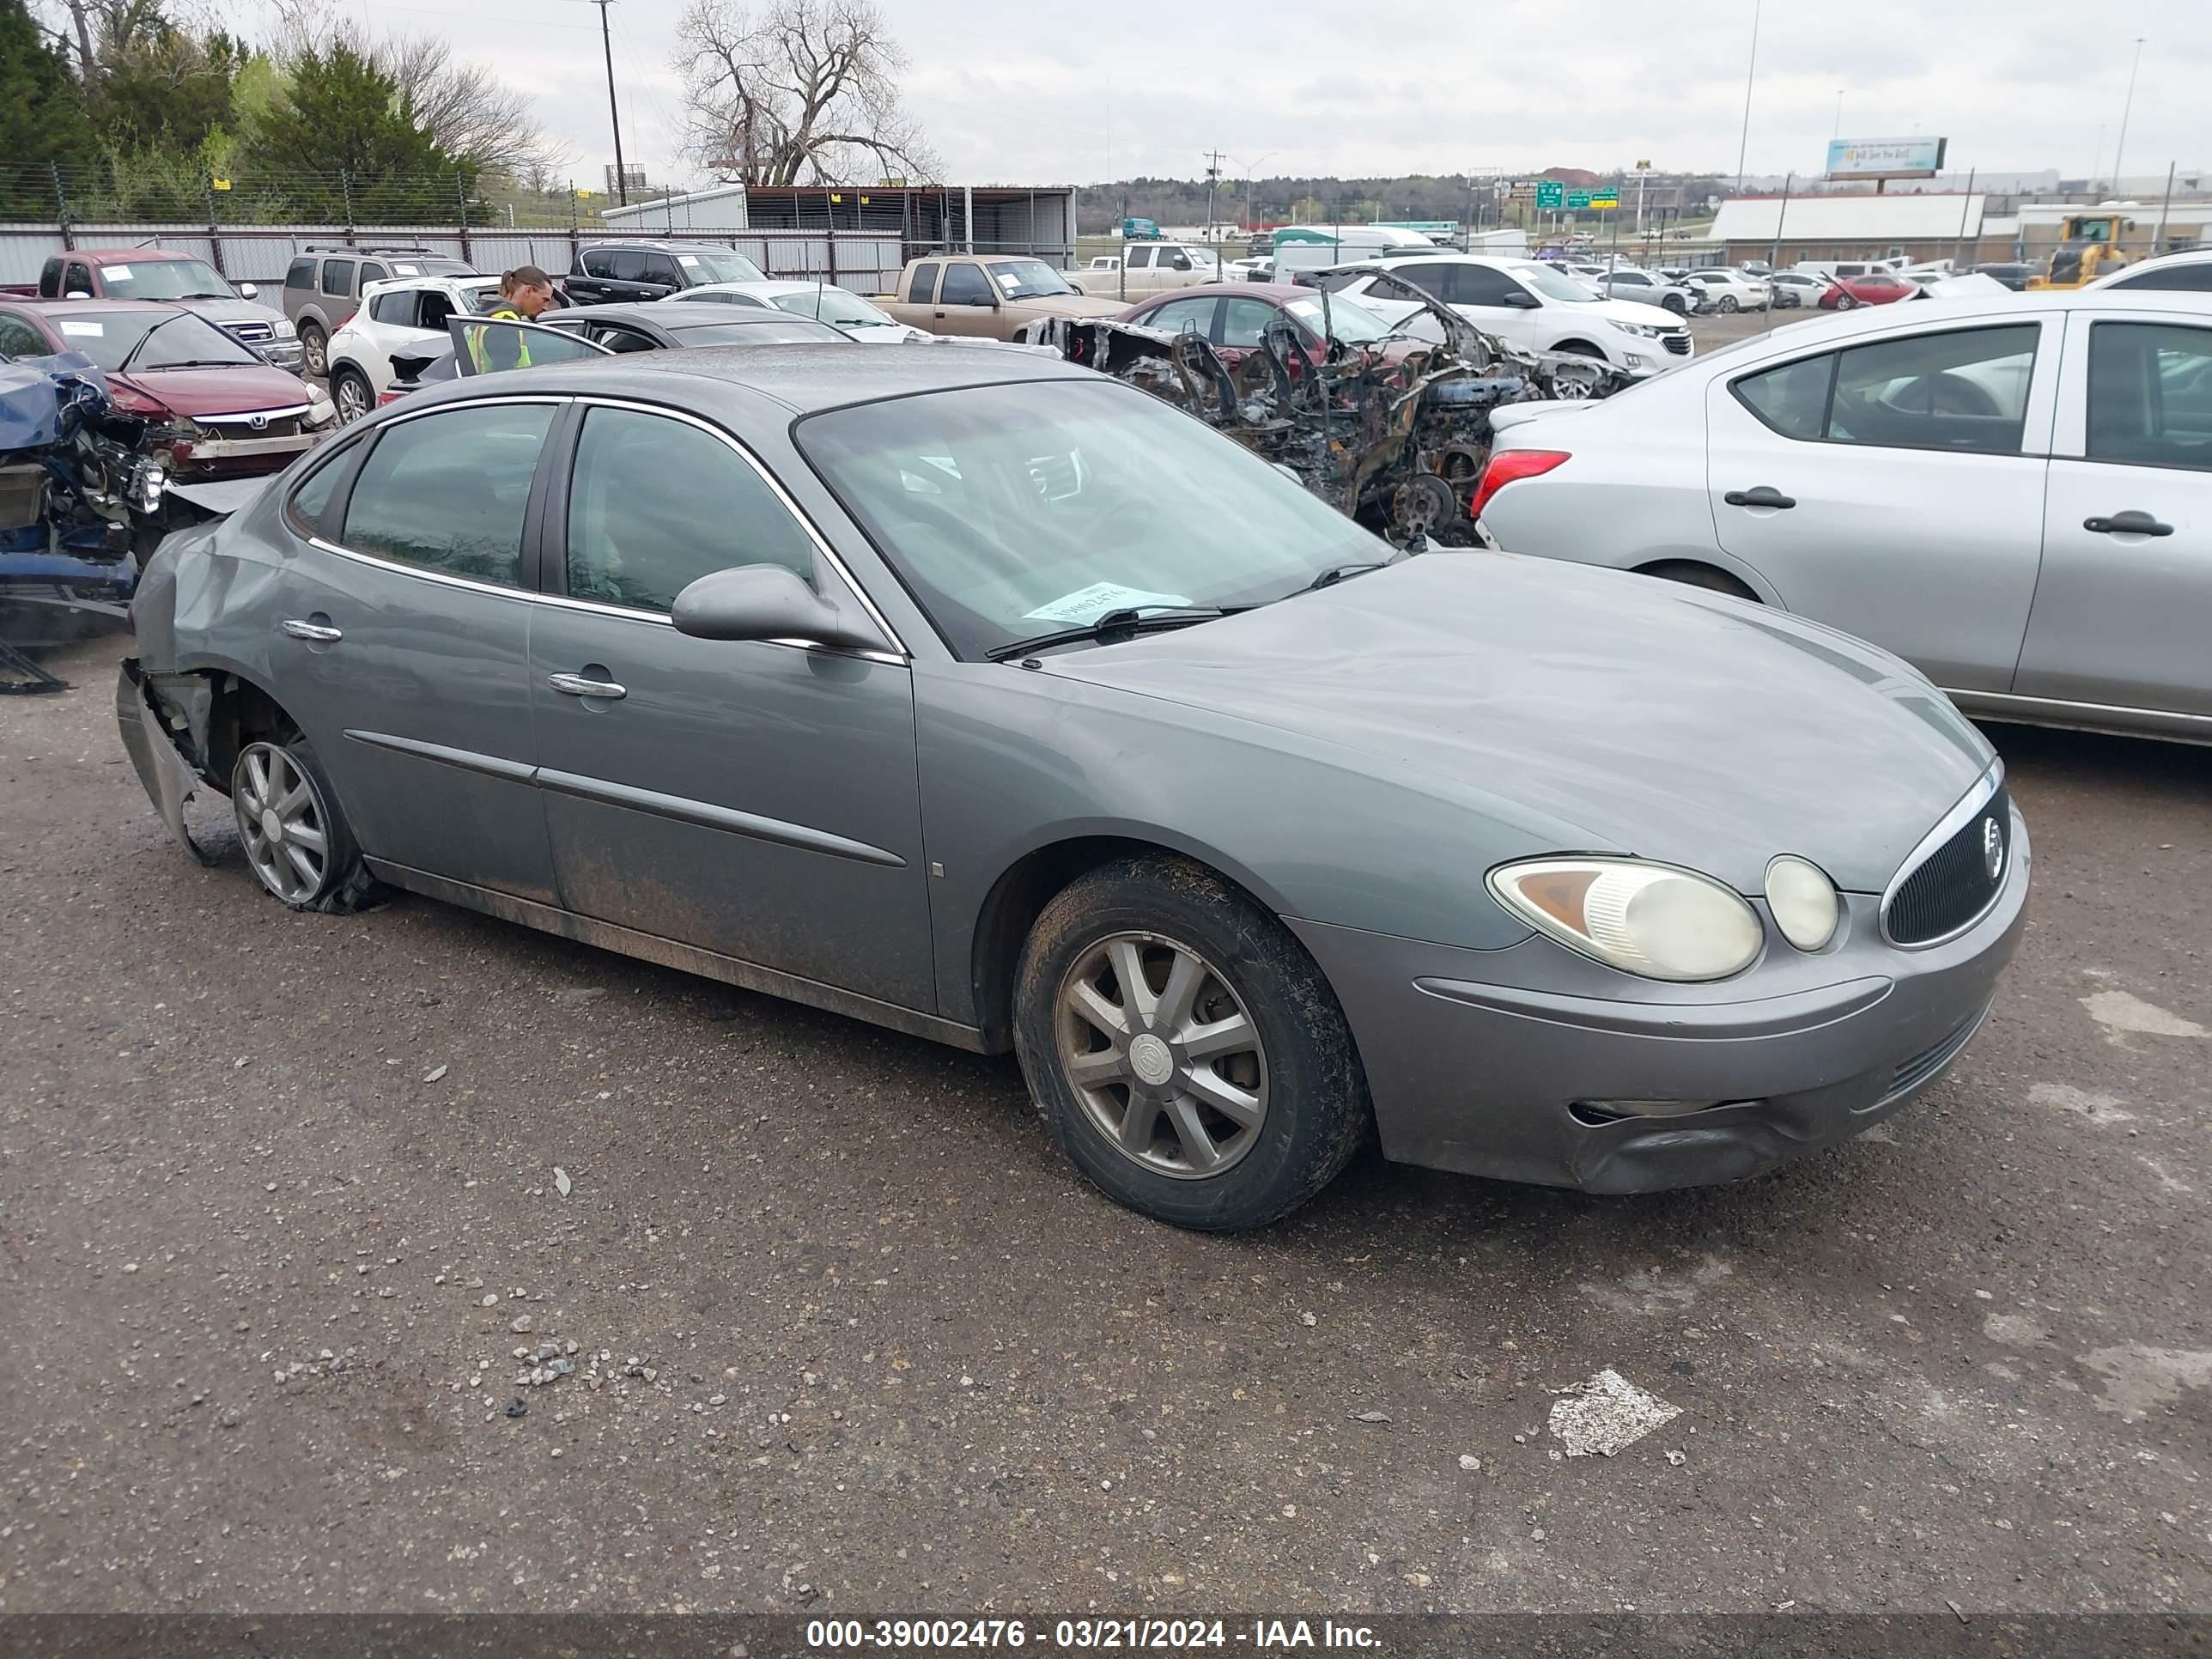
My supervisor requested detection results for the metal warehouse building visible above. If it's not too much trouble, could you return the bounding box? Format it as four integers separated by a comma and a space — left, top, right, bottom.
598, 183, 1077, 265
1710, 192, 2001, 266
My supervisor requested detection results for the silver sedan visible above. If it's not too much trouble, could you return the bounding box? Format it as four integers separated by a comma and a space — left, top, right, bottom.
1477, 289, 2212, 744
120, 343, 2027, 1229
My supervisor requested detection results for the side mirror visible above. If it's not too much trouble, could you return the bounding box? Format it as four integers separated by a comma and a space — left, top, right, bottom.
1504, 290, 1540, 308
237, 282, 259, 300
672, 563, 887, 653
64, 289, 92, 300
972, 294, 1000, 308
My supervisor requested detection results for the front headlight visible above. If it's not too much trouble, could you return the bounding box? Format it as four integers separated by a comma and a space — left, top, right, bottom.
274, 317, 298, 338
1613, 321, 1662, 338
1488, 857, 1763, 981
307, 396, 337, 428
1764, 856, 1840, 951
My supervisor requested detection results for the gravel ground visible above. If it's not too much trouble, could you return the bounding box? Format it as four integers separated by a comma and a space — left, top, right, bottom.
2, 633, 2207, 1616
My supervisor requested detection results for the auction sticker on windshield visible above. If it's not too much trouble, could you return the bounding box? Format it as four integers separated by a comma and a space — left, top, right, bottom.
59, 321, 104, 336
678, 255, 702, 267
1024, 583, 1193, 625
103, 264, 133, 281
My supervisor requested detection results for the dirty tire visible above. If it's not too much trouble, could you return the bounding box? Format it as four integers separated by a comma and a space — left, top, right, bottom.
1644, 560, 1759, 601
1013, 855, 1370, 1231
331, 365, 373, 423
1662, 295, 1686, 315
230, 736, 381, 915
299, 322, 328, 379
1717, 294, 1739, 313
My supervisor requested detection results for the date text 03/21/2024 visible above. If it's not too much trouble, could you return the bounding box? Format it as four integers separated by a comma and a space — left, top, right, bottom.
804, 1620, 1382, 1650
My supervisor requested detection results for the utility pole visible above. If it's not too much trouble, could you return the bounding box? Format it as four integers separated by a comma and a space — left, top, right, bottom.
591, 0, 629, 207
1734, 0, 1762, 195
2111, 37, 2145, 197
1203, 150, 1224, 243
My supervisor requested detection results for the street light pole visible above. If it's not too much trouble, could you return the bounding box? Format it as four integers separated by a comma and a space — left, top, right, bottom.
591, 0, 629, 207
2111, 37, 2145, 195
1733, 0, 1762, 195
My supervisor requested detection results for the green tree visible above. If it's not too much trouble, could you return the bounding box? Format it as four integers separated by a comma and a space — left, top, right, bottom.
240, 40, 483, 222
0, 0, 94, 216
93, 26, 244, 156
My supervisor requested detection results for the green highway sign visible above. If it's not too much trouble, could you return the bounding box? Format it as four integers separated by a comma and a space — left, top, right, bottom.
1534, 180, 1564, 210
1565, 190, 1591, 210
1588, 191, 1620, 210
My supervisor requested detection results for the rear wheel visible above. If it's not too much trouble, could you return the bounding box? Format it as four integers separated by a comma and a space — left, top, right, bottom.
1717, 295, 1740, 314
299, 322, 328, 379
1835, 293, 1859, 310
231, 736, 379, 912
1643, 560, 1759, 601
1014, 856, 1369, 1231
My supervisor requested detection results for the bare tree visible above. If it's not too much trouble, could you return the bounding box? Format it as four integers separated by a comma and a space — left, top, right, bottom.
380, 33, 566, 177
675, 0, 940, 187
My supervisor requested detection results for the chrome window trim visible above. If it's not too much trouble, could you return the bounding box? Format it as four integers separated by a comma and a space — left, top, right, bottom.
1878, 758, 2008, 950
562, 394, 908, 658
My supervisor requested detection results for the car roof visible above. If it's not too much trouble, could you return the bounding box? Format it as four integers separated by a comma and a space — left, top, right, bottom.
364, 272, 500, 293
1130, 283, 1311, 303
690, 279, 874, 299
406, 341, 1088, 418
68, 248, 199, 264
556, 300, 818, 327
596, 239, 740, 252
3, 296, 186, 318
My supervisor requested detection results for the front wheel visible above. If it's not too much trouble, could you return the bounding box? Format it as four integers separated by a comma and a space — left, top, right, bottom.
1836, 293, 1858, 310
232, 737, 379, 912
1014, 856, 1370, 1231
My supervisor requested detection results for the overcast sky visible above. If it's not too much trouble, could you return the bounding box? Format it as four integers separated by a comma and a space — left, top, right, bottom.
240, 0, 2205, 194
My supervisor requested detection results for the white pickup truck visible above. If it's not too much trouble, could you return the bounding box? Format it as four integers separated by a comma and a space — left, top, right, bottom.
1084, 243, 1227, 298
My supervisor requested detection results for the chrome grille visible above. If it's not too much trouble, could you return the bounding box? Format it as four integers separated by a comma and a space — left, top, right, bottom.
224, 320, 275, 343
1884, 785, 2010, 946
1662, 333, 1691, 356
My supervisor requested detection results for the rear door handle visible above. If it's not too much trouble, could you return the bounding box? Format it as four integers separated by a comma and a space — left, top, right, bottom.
547, 672, 626, 700
1723, 486, 1796, 510
2083, 510, 2173, 537
278, 618, 342, 642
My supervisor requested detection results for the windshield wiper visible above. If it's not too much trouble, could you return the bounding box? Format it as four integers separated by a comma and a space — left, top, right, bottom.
117, 312, 186, 374
985, 605, 1242, 663
142, 358, 256, 368
1296, 556, 1401, 593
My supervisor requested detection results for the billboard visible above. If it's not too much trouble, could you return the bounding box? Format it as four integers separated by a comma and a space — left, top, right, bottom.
1826, 137, 1948, 180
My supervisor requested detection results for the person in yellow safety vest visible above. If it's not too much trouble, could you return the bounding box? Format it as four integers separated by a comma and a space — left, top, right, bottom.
470, 265, 559, 373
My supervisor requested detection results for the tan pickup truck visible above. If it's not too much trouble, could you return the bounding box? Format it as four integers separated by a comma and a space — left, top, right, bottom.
875, 255, 1125, 340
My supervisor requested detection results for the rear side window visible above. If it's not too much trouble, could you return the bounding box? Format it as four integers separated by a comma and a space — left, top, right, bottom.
367, 290, 417, 326
1734, 325, 2039, 455
906, 263, 939, 303
564, 407, 817, 611
2087, 322, 2212, 471
320, 258, 354, 296
1123, 246, 1153, 269
285, 258, 315, 289
340, 404, 554, 586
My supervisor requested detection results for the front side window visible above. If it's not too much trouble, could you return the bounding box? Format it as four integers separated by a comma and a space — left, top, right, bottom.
1123, 246, 1153, 269
642, 253, 684, 287
798, 380, 1385, 661
564, 407, 816, 611
1142, 295, 1218, 338
939, 264, 994, 306
320, 258, 354, 296
1734, 325, 2039, 454
286, 442, 354, 536
340, 403, 555, 586
2087, 322, 2212, 470
1219, 296, 1281, 348
1461, 264, 1534, 306
360, 262, 388, 286
64, 263, 93, 295
0, 313, 49, 357
608, 250, 649, 283
1280, 295, 1392, 344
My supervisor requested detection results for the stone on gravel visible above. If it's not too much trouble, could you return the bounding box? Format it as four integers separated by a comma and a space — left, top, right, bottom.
422, 1065, 448, 1084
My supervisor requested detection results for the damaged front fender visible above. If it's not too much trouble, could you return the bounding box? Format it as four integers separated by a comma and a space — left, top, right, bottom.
116, 658, 218, 865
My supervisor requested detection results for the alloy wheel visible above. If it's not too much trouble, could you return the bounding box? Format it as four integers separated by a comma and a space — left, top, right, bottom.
1056, 931, 1269, 1179
334, 374, 369, 422
233, 742, 332, 904
301, 327, 327, 377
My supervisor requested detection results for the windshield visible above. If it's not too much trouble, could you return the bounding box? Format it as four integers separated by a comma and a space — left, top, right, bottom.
459, 283, 506, 313
95, 258, 233, 301
1512, 264, 1595, 303
986, 259, 1075, 300
55, 309, 258, 371
668, 319, 850, 345
798, 380, 1385, 659
1282, 295, 1394, 343
675, 250, 768, 283
771, 288, 897, 328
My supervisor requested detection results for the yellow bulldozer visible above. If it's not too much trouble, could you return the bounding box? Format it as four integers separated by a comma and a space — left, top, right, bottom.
2027, 211, 2135, 289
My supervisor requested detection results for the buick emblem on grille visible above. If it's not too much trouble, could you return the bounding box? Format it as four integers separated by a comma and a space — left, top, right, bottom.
1981, 816, 2004, 880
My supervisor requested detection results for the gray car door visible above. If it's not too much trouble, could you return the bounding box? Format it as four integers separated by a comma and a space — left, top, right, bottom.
1705, 315, 2060, 690
526, 399, 936, 1011
2014, 309, 2212, 720
270, 396, 562, 902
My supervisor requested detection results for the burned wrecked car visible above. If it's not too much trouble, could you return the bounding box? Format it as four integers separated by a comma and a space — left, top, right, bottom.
1024, 289, 1630, 546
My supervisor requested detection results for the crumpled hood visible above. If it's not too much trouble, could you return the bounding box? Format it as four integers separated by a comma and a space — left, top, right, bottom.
1042, 554, 1995, 895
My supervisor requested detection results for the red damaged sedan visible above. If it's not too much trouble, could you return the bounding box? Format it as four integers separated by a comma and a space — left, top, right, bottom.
0, 298, 334, 482
1820, 272, 1915, 309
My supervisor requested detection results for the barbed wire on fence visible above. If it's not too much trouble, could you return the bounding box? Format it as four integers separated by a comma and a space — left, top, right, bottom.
0, 164, 598, 231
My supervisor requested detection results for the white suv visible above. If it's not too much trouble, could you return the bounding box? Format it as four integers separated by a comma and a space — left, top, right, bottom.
325, 273, 505, 420
1315, 254, 1693, 376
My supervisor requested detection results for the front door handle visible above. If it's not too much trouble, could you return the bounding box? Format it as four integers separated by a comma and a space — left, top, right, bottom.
547, 672, 626, 700
2083, 510, 2173, 537
1723, 486, 1796, 510
278, 618, 343, 643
